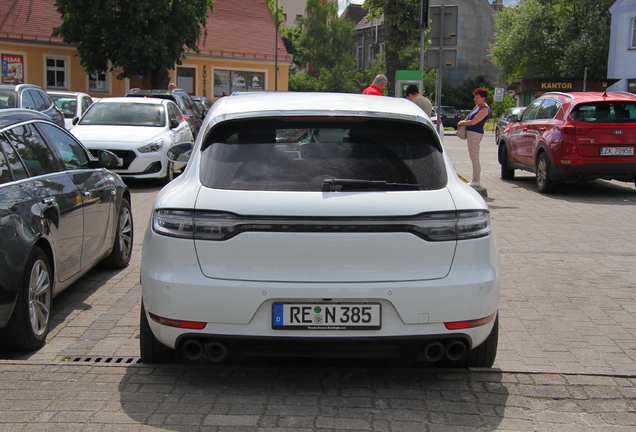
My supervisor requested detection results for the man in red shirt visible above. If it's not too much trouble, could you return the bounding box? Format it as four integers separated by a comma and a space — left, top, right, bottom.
362, 74, 388, 95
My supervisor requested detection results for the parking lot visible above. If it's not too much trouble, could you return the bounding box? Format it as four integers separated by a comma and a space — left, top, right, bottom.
0, 131, 634, 431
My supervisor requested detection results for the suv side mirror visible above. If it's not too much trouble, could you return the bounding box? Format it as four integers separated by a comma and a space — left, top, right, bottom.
73, 117, 80, 126
169, 118, 180, 129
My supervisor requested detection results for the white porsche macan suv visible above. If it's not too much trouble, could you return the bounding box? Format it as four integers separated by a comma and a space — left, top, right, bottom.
140, 92, 501, 367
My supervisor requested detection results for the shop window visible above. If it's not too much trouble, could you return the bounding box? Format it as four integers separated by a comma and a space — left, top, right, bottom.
177, 67, 196, 95
214, 70, 265, 97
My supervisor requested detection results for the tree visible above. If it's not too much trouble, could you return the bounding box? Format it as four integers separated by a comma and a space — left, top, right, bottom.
53, 0, 214, 89
288, 0, 360, 92
490, 0, 613, 84
363, 0, 422, 96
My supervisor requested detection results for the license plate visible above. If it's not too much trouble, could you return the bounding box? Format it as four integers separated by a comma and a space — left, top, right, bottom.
272, 303, 381, 330
600, 147, 634, 156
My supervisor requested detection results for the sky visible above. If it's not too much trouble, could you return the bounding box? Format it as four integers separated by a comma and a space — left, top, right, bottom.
338, 0, 519, 14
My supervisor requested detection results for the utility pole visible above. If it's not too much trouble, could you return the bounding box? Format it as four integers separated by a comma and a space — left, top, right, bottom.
275, 0, 279, 91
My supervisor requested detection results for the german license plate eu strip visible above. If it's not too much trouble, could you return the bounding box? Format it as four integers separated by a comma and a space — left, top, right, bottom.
272, 303, 381, 330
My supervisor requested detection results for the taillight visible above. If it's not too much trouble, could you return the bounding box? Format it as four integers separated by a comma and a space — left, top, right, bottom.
149, 312, 206, 330
152, 210, 492, 241
445, 312, 496, 330
561, 125, 593, 135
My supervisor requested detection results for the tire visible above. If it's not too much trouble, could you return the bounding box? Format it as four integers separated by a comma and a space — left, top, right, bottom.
500, 144, 515, 180
102, 198, 133, 269
162, 161, 175, 185
445, 314, 499, 368
139, 301, 180, 364
536, 152, 558, 194
0, 247, 52, 351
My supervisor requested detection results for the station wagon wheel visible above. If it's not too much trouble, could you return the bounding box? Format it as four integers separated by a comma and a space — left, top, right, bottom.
500, 144, 515, 180
102, 198, 133, 268
536, 152, 557, 194
0, 247, 52, 351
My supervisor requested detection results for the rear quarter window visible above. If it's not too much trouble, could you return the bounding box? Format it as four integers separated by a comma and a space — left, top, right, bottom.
571, 102, 636, 123
199, 118, 447, 192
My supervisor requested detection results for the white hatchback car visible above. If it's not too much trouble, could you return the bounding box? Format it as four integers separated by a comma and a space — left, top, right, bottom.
47, 90, 94, 130
140, 92, 501, 367
71, 97, 193, 183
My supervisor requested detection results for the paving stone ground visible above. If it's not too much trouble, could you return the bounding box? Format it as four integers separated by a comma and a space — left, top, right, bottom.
0, 131, 634, 431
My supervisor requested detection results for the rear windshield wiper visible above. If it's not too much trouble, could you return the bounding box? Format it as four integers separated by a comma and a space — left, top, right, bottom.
321, 178, 420, 192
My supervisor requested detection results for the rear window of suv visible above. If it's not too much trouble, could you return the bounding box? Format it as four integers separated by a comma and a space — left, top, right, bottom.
200, 118, 447, 192
571, 102, 636, 123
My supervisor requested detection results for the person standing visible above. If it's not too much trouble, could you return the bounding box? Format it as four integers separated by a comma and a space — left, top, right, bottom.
362, 74, 388, 95
457, 88, 491, 188
405, 84, 433, 117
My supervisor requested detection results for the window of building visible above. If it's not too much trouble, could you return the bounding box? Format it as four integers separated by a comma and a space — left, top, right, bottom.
356, 46, 363, 70
628, 79, 636, 93
368, 45, 374, 68
282, 13, 287, 23
177, 67, 196, 95
46, 57, 67, 89
214, 70, 265, 97
89, 71, 108, 92
631, 18, 636, 49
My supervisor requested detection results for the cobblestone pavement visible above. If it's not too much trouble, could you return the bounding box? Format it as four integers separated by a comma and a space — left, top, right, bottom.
0, 131, 634, 431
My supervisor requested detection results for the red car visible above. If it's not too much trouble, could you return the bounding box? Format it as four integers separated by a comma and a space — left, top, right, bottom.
497, 91, 636, 193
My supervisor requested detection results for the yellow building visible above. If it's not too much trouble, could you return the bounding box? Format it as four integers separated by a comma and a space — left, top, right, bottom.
0, 0, 290, 100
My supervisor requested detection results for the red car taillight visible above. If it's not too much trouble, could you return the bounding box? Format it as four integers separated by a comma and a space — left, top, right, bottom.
560, 125, 594, 135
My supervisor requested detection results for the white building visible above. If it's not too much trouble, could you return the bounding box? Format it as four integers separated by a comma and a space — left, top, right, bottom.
278, 0, 307, 27
607, 0, 636, 93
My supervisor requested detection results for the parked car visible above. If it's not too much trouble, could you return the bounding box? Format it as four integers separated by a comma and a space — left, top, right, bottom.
0, 84, 64, 128
139, 92, 501, 367
498, 91, 636, 193
0, 109, 133, 351
71, 97, 194, 183
125, 88, 203, 138
439, 106, 462, 129
192, 96, 213, 118
495, 106, 526, 144
47, 90, 94, 130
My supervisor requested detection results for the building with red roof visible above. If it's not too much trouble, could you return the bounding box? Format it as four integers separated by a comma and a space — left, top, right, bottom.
0, 0, 290, 99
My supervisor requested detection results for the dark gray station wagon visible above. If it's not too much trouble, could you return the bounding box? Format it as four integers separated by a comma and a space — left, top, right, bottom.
0, 109, 133, 351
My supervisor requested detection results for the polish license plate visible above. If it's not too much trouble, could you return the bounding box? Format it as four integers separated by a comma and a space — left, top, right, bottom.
272, 303, 381, 330
600, 147, 634, 156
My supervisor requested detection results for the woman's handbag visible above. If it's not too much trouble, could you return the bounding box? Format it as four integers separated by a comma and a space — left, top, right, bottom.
456, 125, 467, 140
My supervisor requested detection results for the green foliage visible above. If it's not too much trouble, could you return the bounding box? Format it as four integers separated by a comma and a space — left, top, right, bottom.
53, 0, 214, 89
295, 0, 356, 74
267, 0, 284, 26
288, 0, 363, 92
441, 76, 492, 109
490, 0, 613, 84
489, 93, 517, 126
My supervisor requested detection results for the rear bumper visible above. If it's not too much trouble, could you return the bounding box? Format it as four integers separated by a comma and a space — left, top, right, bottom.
552, 162, 636, 181
173, 332, 475, 363
140, 230, 501, 354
